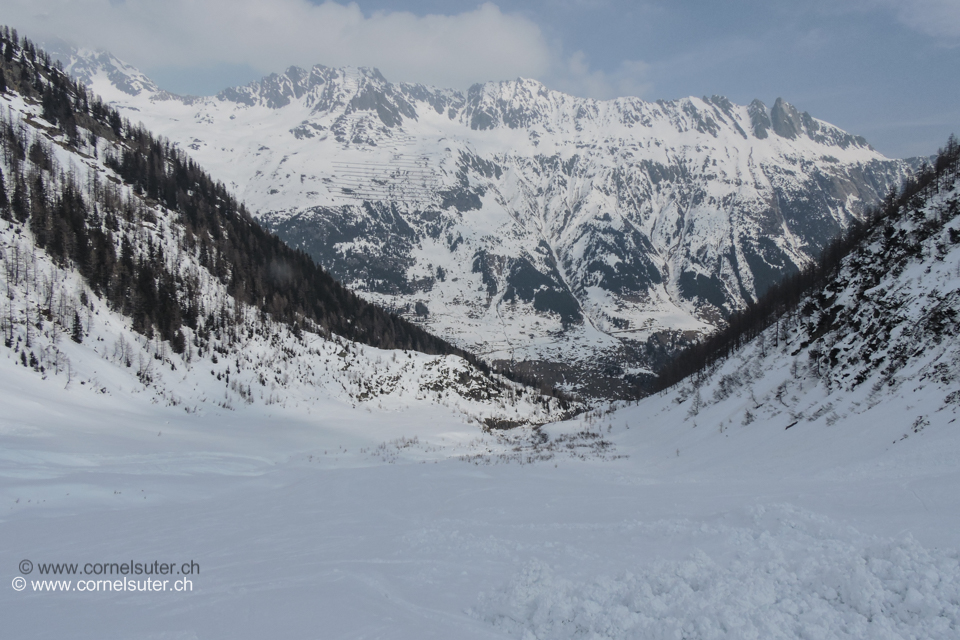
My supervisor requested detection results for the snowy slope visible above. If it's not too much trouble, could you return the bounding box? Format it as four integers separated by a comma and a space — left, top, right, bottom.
3, 197, 959, 640
3, 346, 958, 639
3, 131, 959, 638
55, 48, 913, 396
646, 147, 960, 456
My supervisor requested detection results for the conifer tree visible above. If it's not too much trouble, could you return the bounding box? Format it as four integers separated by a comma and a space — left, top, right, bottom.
70, 311, 83, 343
0, 166, 8, 219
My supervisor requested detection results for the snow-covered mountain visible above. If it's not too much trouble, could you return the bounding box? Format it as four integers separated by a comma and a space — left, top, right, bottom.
4, 35, 959, 640
53, 48, 914, 397
4, 76, 959, 638
0, 38, 572, 429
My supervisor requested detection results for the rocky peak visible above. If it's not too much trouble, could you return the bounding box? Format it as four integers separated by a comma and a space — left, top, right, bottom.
770, 97, 805, 139
214, 64, 396, 111
463, 78, 560, 130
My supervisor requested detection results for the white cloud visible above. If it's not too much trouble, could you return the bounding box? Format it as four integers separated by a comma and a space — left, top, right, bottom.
4, 0, 557, 89
829, 0, 960, 39
890, 0, 960, 39
547, 51, 653, 100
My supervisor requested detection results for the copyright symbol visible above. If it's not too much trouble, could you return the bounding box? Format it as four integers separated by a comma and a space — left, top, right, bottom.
19, 559, 33, 574
12, 576, 26, 591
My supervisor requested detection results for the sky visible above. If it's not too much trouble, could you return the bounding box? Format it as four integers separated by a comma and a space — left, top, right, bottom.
5, 0, 959, 158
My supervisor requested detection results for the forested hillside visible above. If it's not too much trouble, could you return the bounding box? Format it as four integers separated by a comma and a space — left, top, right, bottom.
0, 27, 490, 364
0, 28, 574, 423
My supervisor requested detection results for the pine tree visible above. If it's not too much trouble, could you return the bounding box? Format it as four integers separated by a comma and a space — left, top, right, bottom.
0, 166, 8, 220
71, 311, 83, 343
11, 174, 27, 223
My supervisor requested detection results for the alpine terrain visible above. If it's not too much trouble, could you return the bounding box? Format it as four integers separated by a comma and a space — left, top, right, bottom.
0, 32, 573, 430
50, 45, 916, 397
2, 30, 959, 640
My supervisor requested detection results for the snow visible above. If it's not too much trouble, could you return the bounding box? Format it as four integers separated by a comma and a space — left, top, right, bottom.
479, 524, 958, 640
2, 338, 959, 638
4, 184, 960, 638
2, 46, 958, 640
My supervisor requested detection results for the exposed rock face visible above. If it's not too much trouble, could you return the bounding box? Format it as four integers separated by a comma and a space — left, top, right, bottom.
60, 53, 913, 397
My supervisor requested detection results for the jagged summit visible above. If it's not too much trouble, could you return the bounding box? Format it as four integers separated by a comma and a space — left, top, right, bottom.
743, 96, 870, 149
55, 43, 866, 148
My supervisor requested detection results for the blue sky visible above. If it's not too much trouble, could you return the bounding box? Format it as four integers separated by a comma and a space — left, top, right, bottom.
8, 0, 959, 158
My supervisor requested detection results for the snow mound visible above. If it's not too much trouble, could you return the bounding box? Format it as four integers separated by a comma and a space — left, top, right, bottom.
475, 506, 960, 640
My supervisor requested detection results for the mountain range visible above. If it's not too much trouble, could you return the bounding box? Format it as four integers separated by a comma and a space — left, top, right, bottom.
49, 45, 918, 397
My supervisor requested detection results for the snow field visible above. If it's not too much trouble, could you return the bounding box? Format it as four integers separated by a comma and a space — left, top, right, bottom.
3, 348, 959, 640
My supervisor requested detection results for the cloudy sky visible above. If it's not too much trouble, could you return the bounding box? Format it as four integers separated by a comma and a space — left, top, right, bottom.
6, 0, 958, 158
